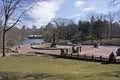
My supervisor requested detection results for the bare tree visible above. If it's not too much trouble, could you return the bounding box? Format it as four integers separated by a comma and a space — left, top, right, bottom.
0, 20, 1, 26
90, 15, 95, 43
0, 0, 48, 57
0, 10, 2, 30
110, 0, 120, 6
113, 10, 120, 24
106, 12, 114, 39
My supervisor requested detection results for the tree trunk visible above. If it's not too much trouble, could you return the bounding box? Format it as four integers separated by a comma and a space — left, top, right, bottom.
50, 31, 56, 47
2, 30, 6, 57
92, 32, 94, 43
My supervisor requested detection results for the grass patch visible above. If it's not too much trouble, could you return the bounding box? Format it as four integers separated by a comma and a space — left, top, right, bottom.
71, 38, 120, 46
103, 38, 120, 46
0, 56, 120, 80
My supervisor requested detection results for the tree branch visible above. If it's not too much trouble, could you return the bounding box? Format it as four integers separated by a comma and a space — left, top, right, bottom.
110, 0, 120, 6
53, 20, 60, 28
8, 0, 21, 18
5, 10, 26, 32
5, 3, 35, 32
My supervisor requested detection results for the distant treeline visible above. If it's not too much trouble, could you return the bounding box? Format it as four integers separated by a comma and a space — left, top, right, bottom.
41, 13, 120, 43
0, 11, 120, 47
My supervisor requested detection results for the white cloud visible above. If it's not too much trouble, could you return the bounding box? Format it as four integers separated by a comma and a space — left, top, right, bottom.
83, 7, 96, 11
74, 0, 84, 7
28, 0, 65, 25
6, 19, 23, 28
68, 14, 81, 18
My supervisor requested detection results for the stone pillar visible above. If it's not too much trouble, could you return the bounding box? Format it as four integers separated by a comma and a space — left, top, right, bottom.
116, 48, 120, 56
77, 46, 81, 53
61, 49, 64, 57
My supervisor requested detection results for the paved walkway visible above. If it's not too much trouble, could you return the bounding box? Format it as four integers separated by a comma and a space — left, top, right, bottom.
11, 45, 119, 57
11, 45, 61, 56
79, 45, 119, 57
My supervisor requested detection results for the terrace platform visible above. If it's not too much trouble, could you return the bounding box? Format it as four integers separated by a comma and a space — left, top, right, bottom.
11, 45, 119, 57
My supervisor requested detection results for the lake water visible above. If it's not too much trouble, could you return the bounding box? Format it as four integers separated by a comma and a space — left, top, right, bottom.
21, 39, 44, 45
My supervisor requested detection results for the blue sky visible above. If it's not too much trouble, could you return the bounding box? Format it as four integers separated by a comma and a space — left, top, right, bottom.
27, 0, 120, 27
